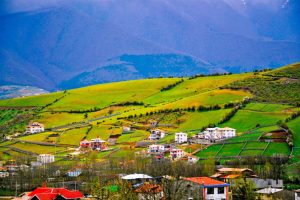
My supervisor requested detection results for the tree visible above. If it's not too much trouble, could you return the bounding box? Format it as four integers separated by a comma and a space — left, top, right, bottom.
203, 157, 215, 176
231, 178, 257, 200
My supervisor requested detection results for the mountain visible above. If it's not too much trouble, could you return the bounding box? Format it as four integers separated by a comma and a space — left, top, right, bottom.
1, 0, 300, 90
0, 85, 48, 99
59, 54, 217, 89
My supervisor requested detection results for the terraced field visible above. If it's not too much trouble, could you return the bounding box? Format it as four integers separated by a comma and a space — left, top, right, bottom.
0, 64, 298, 172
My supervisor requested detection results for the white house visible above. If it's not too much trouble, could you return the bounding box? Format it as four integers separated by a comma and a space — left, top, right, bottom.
0, 171, 9, 178
184, 177, 230, 200
26, 122, 45, 134
204, 127, 236, 141
67, 169, 82, 177
37, 154, 55, 164
170, 148, 185, 160
187, 155, 199, 164
149, 129, 166, 140
147, 144, 165, 154
295, 189, 300, 200
175, 132, 188, 143
122, 126, 131, 133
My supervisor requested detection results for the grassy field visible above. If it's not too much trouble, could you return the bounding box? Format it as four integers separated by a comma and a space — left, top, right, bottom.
263, 142, 290, 156
0, 64, 298, 169
244, 102, 293, 112
57, 127, 89, 145
217, 143, 244, 157
177, 109, 231, 132
86, 125, 122, 140
220, 109, 288, 133
117, 130, 149, 143
287, 117, 300, 147
195, 144, 223, 158
11, 142, 66, 154
0, 92, 65, 107
143, 74, 252, 105
20, 131, 56, 142
161, 89, 250, 109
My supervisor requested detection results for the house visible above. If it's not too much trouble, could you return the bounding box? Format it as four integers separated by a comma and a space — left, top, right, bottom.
122, 126, 131, 133
248, 178, 283, 189
148, 119, 158, 127
203, 127, 236, 141
149, 129, 165, 140
135, 183, 164, 200
37, 154, 55, 164
21, 185, 84, 200
26, 122, 44, 134
170, 148, 185, 160
255, 188, 295, 200
66, 168, 82, 177
79, 140, 91, 148
80, 138, 107, 151
147, 144, 165, 154
211, 168, 257, 181
0, 166, 9, 177
184, 177, 230, 200
175, 132, 188, 143
187, 155, 199, 164
90, 138, 107, 150
295, 189, 300, 200
4, 164, 19, 172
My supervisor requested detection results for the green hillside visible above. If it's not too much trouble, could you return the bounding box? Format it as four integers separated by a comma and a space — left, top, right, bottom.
0, 63, 299, 175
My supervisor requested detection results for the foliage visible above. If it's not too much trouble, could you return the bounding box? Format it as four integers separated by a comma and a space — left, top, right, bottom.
222, 66, 300, 104
160, 79, 184, 91
231, 178, 258, 200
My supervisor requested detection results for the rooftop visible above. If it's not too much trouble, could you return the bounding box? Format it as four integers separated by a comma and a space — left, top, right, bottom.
184, 177, 230, 188
217, 168, 253, 172
27, 187, 83, 199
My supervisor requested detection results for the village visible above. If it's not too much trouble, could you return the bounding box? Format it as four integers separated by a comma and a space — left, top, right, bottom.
0, 120, 298, 200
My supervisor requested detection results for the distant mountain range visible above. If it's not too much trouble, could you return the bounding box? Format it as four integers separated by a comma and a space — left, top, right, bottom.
0, 85, 48, 99
1, 0, 300, 90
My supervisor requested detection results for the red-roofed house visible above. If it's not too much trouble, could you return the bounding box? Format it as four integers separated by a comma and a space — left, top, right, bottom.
184, 177, 230, 200
21, 186, 84, 200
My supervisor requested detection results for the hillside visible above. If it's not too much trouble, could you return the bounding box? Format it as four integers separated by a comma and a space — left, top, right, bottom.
1, 0, 300, 90
0, 63, 299, 178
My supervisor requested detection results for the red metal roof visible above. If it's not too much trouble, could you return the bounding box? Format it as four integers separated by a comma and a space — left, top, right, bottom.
184, 177, 229, 187
28, 187, 83, 199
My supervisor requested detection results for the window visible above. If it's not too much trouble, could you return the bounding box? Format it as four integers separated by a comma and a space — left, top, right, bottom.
218, 187, 224, 194
207, 188, 214, 194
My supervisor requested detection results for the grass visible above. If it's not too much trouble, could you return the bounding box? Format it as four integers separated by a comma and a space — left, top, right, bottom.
217, 143, 244, 157
244, 102, 293, 112
57, 127, 89, 145
86, 125, 122, 141
195, 144, 223, 158
240, 150, 263, 156
143, 73, 252, 105
0, 92, 65, 107
223, 64, 300, 104
0, 65, 298, 166
220, 109, 288, 133
287, 117, 300, 147
177, 109, 231, 132
244, 141, 268, 149
263, 142, 290, 156
48, 79, 182, 111
20, 131, 56, 142
162, 89, 250, 109
11, 142, 65, 154
36, 112, 85, 128
117, 130, 149, 143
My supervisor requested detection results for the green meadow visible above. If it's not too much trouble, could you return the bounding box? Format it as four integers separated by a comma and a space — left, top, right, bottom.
0, 63, 298, 171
